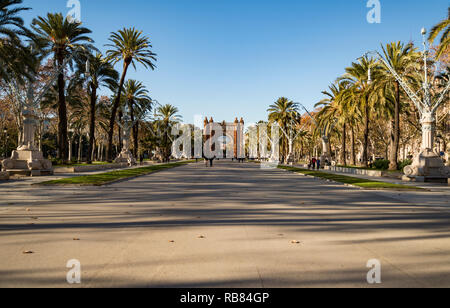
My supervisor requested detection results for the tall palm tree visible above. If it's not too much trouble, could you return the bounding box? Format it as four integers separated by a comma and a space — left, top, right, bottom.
428, 7, 450, 59
105, 28, 157, 161
267, 97, 299, 162
82, 53, 119, 163
32, 13, 94, 162
316, 81, 354, 165
123, 80, 152, 157
376, 42, 420, 170
340, 56, 377, 167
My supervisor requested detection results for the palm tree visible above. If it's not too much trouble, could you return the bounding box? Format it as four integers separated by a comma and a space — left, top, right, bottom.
376, 42, 420, 170
0, 0, 33, 83
154, 104, 181, 162
0, 0, 30, 39
316, 81, 354, 165
82, 53, 119, 163
69, 96, 89, 163
31, 13, 94, 162
267, 97, 299, 162
340, 57, 377, 167
123, 80, 152, 157
105, 28, 157, 161
428, 7, 449, 59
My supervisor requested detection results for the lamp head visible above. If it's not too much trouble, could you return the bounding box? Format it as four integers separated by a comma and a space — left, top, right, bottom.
421, 28, 427, 36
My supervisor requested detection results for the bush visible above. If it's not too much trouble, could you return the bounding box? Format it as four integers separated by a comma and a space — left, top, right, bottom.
398, 159, 413, 171
373, 159, 390, 170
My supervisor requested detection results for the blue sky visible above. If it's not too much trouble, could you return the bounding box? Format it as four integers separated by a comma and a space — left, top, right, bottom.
22, 0, 449, 124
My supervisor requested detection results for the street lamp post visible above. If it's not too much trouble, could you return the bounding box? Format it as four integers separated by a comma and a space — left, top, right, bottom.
363, 29, 450, 182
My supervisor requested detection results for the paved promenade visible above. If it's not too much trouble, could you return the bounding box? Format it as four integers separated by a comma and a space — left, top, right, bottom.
0, 161, 449, 287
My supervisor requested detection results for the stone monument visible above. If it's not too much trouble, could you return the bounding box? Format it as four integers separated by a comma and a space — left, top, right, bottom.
2, 108, 53, 176
403, 111, 450, 183
115, 117, 137, 166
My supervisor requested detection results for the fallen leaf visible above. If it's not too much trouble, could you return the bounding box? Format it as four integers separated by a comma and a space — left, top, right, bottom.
73, 238, 80, 241
30, 217, 38, 220
26, 208, 31, 212
22, 251, 34, 254
169, 240, 175, 243
291, 240, 301, 244
198, 235, 206, 239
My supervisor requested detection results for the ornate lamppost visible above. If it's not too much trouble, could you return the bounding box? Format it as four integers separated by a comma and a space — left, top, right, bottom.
364, 29, 450, 182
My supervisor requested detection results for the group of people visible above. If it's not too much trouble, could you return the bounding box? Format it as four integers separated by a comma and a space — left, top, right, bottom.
308, 158, 321, 170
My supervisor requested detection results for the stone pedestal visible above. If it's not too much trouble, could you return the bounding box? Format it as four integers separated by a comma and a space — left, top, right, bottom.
115, 149, 136, 167
403, 113, 449, 183
286, 153, 295, 165
0, 171, 9, 180
320, 136, 332, 167
403, 149, 450, 183
2, 149, 53, 176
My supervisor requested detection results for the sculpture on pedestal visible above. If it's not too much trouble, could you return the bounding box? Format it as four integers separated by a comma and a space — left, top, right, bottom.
3, 46, 88, 176
115, 116, 137, 166
2, 83, 53, 176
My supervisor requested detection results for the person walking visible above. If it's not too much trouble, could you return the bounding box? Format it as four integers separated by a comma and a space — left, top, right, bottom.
312, 157, 317, 170
316, 159, 321, 170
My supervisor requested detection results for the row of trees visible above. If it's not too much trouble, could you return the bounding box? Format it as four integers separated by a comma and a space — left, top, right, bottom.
265, 8, 449, 170
0, 0, 183, 164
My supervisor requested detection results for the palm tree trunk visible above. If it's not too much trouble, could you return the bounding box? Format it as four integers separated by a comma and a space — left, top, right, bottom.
341, 123, 347, 166
88, 84, 97, 164
350, 126, 356, 166
78, 134, 82, 163
362, 104, 370, 167
107, 61, 130, 162
128, 100, 137, 157
118, 111, 123, 153
57, 52, 68, 162
389, 81, 401, 170
133, 121, 139, 158
68, 137, 72, 162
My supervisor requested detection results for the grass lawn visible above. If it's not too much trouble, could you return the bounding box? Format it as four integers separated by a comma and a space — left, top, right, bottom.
39, 161, 193, 186
53, 161, 112, 167
278, 165, 423, 191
